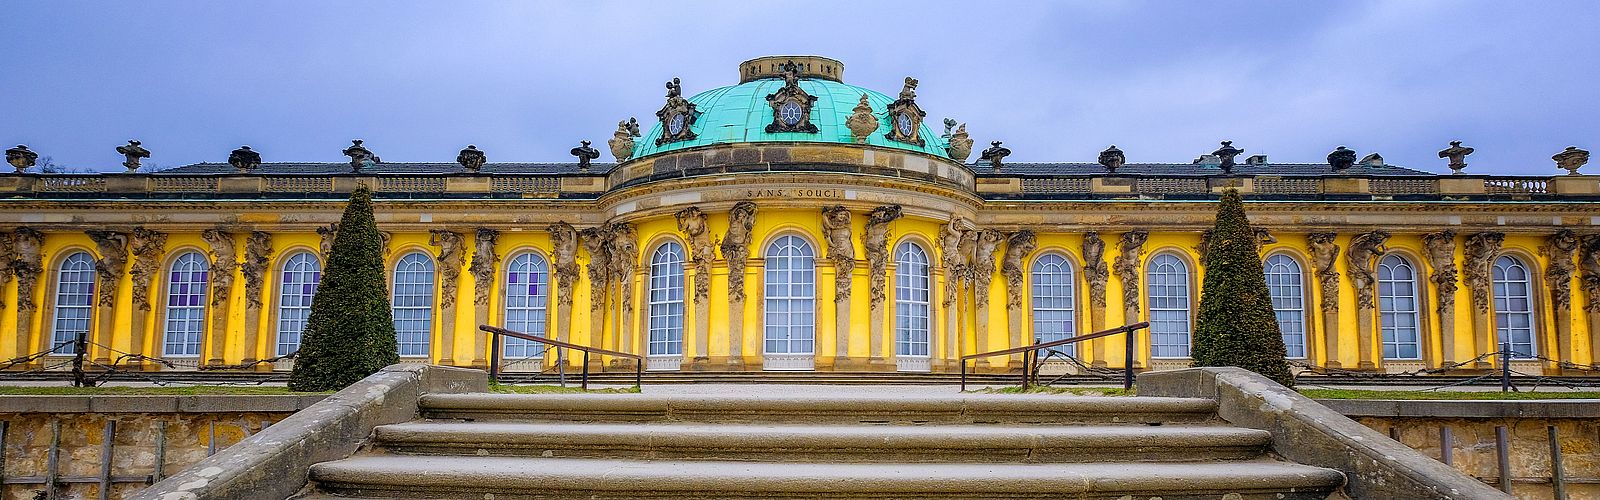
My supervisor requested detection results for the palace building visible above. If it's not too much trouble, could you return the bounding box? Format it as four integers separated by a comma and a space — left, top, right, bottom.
1, 55, 1597, 376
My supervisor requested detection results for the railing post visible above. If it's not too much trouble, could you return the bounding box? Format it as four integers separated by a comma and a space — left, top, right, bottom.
960, 360, 967, 392
635, 356, 642, 390
1500, 342, 1512, 392
557, 348, 566, 387
581, 351, 590, 391
488, 331, 501, 384
1123, 327, 1136, 391
71, 329, 91, 388
1020, 350, 1031, 391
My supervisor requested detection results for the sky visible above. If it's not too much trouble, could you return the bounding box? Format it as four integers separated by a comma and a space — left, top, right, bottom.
2, 1, 1597, 175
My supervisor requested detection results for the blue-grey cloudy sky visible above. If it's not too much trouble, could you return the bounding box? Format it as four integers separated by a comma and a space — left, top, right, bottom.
2, 1, 1596, 174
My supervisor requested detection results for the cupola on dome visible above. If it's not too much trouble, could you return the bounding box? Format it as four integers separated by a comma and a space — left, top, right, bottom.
629, 56, 954, 160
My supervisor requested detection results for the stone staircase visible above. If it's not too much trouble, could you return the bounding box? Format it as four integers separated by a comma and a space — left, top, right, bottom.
297, 393, 1345, 499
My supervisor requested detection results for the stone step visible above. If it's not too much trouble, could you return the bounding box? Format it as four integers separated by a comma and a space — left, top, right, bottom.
373, 421, 1273, 463
310, 455, 1345, 499
419, 393, 1220, 425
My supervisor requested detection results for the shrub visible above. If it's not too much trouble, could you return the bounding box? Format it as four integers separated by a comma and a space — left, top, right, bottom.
289, 187, 399, 391
1191, 189, 1294, 387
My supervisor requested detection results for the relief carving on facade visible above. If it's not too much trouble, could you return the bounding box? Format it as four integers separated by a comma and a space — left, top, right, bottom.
606, 222, 639, 317
720, 201, 758, 302
1082, 231, 1109, 308
548, 222, 580, 307
0, 232, 12, 308
86, 230, 129, 308
936, 217, 971, 307
242, 231, 273, 310
1581, 234, 1600, 313
1001, 230, 1037, 310
972, 229, 1006, 308
316, 223, 339, 258
1422, 231, 1459, 312
429, 230, 466, 310
883, 77, 927, 146
1113, 231, 1149, 311
1307, 233, 1341, 314
468, 228, 500, 307
12, 227, 43, 314
579, 225, 612, 313
764, 62, 819, 134
1345, 231, 1391, 310
821, 205, 855, 301
675, 207, 716, 301
379, 231, 393, 257
128, 228, 168, 312
1543, 229, 1580, 311
655, 78, 699, 145
201, 229, 237, 309
1463, 232, 1506, 312
862, 205, 903, 309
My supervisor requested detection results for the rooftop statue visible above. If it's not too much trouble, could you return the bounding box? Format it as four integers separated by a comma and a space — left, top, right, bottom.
765, 61, 819, 133
1213, 141, 1244, 174
6, 145, 38, 172
456, 145, 486, 172
227, 145, 261, 172
570, 140, 600, 171
897, 76, 918, 101
980, 141, 1011, 168
941, 118, 957, 140
845, 94, 878, 144
655, 77, 699, 145
1553, 146, 1589, 175
946, 123, 973, 162
1438, 140, 1474, 174
1098, 145, 1125, 173
343, 140, 379, 172
608, 118, 640, 161
115, 140, 151, 172
1327, 146, 1357, 171
882, 77, 926, 146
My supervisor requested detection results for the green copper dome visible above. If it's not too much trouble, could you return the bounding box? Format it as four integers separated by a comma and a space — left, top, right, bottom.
633, 61, 950, 159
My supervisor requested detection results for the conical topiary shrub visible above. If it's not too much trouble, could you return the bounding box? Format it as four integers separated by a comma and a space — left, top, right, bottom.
1192, 189, 1294, 387
289, 187, 399, 392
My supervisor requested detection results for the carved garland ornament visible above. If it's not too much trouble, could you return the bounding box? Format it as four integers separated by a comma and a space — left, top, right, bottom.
1345, 231, 1391, 310
579, 226, 612, 314
469, 228, 500, 307
86, 230, 129, 309
820, 205, 855, 301
1307, 233, 1340, 314
972, 229, 1005, 309
721, 202, 758, 302
1463, 232, 1505, 313
1002, 230, 1037, 310
13, 227, 43, 314
1581, 234, 1600, 314
1422, 231, 1459, 313
128, 228, 168, 312
1082, 231, 1109, 308
863, 205, 904, 309
765, 62, 819, 134
882, 77, 926, 147
1113, 231, 1149, 312
242, 231, 273, 311
201, 229, 237, 310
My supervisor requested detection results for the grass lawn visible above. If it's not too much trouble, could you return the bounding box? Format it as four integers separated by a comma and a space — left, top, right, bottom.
1301, 388, 1600, 400
488, 383, 640, 394
976, 386, 1135, 396
0, 385, 318, 395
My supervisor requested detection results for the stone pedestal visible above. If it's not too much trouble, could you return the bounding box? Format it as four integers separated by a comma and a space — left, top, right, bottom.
1321, 309, 1341, 369
1356, 307, 1376, 370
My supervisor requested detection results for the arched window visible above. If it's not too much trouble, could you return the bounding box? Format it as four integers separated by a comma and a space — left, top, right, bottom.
163, 252, 209, 357
503, 252, 550, 359
1146, 253, 1191, 358
391, 252, 434, 357
1264, 254, 1307, 359
1492, 255, 1536, 358
1030, 253, 1077, 354
1377, 254, 1421, 360
275, 252, 320, 356
51, 252, 96, 354
894, 242, 931, 358
764, 235, 815, 355
647, 242, 685, 357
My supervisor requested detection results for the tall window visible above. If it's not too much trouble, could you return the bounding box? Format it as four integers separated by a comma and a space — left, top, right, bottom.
51, 252, 96, 354
764, 235, 816, 355
1492, 255, 1536, 358
1146, 253, 1191, 358
503, 252, 550, 359
647, 242, 685, 357
894, 242, 931, 357
1377, 254, 1421, 360
1264, 254, 1307, 359
391, 252, 434, 357
1031, 253, 1077, 355
275, 252, 320, 356
163, 252, 209, 357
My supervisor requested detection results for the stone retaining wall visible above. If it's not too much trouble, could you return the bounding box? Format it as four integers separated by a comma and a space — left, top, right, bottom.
0, 395, 324, 500
1320, 399, 1600, 500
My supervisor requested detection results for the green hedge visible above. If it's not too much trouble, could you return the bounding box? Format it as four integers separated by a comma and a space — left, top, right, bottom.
1192, 189, 1294, 387
289, 187, 400, 392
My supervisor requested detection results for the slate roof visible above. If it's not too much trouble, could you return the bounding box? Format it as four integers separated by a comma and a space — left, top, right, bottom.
979, 162, 1439, 177
155, 162, 615, 175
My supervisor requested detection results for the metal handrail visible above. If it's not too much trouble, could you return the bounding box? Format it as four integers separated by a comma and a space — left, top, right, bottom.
960, 321, 1150, 392
479, 325, 642, 390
